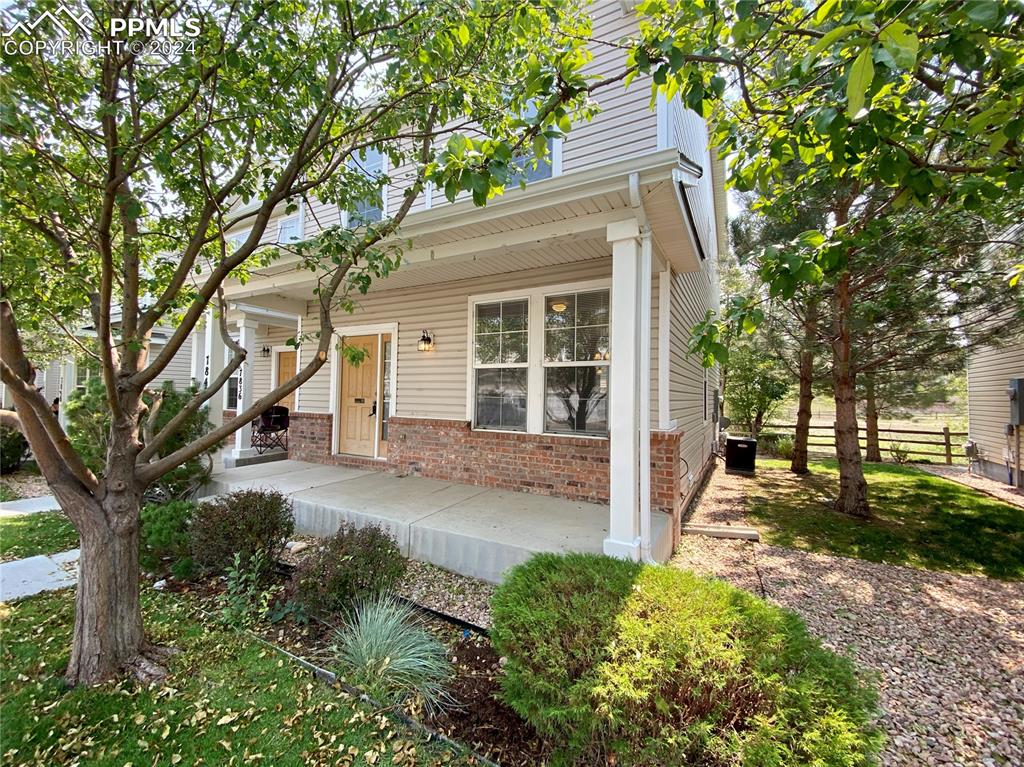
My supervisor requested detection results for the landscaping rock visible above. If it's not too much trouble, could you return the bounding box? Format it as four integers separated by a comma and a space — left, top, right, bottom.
152, 579, 167, 591
676, 466, 1024, 767
286, 540, 311, 554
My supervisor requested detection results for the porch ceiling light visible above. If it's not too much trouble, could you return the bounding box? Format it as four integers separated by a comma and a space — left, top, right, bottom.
550, 301, 568, 313
417, 330, 435, 352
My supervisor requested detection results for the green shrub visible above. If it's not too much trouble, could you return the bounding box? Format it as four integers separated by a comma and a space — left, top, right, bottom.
491, 553, 883, 767
332, 594, 451, 710
190, 489, 294, 574
889, 441, 911, 464
66, 378, 215, 501
140, 500, 195, 579
775, 435, 795, 461
292, 523, 406, 614
0, 426, 28, 474
218, 550, 284, 628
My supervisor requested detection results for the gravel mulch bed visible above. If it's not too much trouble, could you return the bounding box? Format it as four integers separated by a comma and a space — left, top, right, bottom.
398, 560, 495, 629
0, 469, 50, 500
676, 469, 1024, 767
681, 459, 751, 527
914, 463, 1024, 509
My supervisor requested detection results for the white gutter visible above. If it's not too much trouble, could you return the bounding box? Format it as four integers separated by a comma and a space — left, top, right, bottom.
228, 302, 301, 324
629, 173, 656, 564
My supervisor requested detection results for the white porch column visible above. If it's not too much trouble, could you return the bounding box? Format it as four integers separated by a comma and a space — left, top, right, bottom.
59, 359, 76, 429
204, 310, 225, 474
189, 318, 207, 388
604, 218, 642, 560
232, 317, 259, 458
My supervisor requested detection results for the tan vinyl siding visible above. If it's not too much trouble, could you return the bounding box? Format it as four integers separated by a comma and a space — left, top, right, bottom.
967, 343, 1024, 479
151, 335, 194, 391
667, 253, 719, 491
562, 2, 657, 172
297, 258, 613, 417
250, 326, 298, 401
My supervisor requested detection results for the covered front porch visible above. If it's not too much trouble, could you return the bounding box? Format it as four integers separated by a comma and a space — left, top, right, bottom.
207, 459, 673, 583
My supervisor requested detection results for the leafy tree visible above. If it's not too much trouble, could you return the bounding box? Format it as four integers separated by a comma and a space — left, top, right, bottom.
723, 337, 791, 439
0, 0, 608, 685
629, 0, 1023, 517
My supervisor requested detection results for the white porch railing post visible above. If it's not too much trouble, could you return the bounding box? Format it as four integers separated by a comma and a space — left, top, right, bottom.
189, 317, 207, 388
232, 317, 259, 458
204, 309, 225, 474
604, 218, 641, 560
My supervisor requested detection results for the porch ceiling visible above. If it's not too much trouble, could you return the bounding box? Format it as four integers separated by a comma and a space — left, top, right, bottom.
224, 147, 702, 304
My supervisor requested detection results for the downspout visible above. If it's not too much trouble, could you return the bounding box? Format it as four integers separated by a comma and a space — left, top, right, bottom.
629, 173, 655, 563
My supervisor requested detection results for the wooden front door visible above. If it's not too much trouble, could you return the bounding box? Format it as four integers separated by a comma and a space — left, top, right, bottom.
276, 351, 297, 410
339, 335, 378, 456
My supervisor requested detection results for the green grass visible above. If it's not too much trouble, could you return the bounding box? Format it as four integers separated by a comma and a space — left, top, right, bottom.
0, 589, 473, 766
0, 484, 18, 502
747, 459, 1024, 580
0, 510, 79, 562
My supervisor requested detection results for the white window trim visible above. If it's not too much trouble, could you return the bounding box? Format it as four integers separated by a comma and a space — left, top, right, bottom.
226, 228, 251, 251
465, 277, 612, 437
342, 151, 387, 227
221, 337, 240, 410
276, 201, 305, 244
328, 322, 399, 460
268, 344, 298, 395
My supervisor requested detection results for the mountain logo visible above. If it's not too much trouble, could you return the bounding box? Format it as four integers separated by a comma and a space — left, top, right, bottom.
2, 5, 91, 37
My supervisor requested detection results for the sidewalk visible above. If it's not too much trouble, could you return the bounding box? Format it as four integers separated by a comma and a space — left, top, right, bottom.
0, 548, 78, 600
0, 495, 59, 517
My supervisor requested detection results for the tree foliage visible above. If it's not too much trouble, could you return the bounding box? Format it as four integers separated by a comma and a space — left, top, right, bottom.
723, 336, 791, 438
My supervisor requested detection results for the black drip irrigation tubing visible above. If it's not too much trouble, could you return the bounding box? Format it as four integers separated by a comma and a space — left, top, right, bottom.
178, 573, 500, 767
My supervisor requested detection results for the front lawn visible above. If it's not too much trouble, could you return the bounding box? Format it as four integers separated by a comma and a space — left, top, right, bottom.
745, 459, 1024, 580
0, 510, 78, 562
0, 589, 473, 767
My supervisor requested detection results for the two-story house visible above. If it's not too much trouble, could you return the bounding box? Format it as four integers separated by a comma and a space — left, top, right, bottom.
198, 2, 726, 565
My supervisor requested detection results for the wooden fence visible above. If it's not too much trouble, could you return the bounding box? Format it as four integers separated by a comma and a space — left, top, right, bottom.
759, 423, 969, 464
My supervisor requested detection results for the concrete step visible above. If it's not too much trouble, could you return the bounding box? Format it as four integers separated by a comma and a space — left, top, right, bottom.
681, 523, 760, 542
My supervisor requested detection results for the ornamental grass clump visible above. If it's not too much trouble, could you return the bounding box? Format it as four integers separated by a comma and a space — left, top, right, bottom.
491, 552, 883, 767
333, 594, 452, 711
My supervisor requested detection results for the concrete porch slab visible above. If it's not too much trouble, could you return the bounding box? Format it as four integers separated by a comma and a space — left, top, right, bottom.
208, 460, 675, 583
291, 474, 490, 554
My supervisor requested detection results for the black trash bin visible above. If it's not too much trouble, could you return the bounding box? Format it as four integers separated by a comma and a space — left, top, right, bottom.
724, 436, 757, 476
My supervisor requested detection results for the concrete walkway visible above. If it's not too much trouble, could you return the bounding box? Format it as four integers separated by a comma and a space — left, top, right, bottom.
0, 548, 78, 600
207, 460, 672, 583
0, 495, 59, 517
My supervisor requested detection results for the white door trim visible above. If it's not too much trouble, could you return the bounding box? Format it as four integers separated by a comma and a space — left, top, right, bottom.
329, 322, 399, 459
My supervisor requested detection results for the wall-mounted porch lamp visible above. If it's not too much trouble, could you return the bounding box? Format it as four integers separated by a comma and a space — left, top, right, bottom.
260, 345, 272, 358
417, 330, 435, 352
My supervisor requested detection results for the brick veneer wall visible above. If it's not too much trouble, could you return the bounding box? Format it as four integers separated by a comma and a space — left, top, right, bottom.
285, 413, 686, 518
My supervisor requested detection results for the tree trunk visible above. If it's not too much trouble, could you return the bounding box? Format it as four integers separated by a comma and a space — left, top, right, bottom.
831, 272, 871, 518
864, 373, 882, 462
791, 298, 817, 475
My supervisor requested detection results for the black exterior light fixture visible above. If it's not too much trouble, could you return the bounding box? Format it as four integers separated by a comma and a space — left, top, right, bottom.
260, 345, 272, 358
417, 330, 435, 352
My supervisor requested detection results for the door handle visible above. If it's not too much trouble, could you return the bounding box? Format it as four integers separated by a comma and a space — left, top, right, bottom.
369, 400, 377, 417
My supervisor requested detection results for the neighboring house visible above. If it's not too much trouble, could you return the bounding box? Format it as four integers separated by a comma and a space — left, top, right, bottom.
48, 330, 194, 429
200, 4, 726, 561
967, 341, 1024, 488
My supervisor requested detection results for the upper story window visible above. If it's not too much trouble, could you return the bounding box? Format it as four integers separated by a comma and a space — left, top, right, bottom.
277, 214, 301, 244
225, 229, 250, 253
509, 104, 555, 185
350, 147, 385, 225
543, 291, 609, 435
473, 299, 529, 432
469, 284, 610, 436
